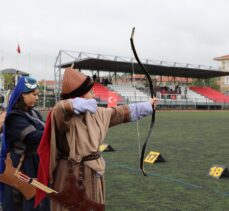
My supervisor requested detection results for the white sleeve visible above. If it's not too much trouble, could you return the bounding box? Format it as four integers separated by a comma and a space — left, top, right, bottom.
128, 102, 153, 122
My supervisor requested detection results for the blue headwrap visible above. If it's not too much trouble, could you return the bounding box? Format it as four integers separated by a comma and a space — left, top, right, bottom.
0, 76, 38, 201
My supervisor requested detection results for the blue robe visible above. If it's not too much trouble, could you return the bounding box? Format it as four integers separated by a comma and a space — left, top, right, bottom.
3, 109, 49, 211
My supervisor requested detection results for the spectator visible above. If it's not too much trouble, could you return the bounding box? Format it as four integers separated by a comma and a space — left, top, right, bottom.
104, 78, 109, 86
92, 74, 97, 82
184, 86, 188, 99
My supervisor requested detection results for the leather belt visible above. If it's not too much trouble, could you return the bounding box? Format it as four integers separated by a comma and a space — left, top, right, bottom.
58, 152, 100, 163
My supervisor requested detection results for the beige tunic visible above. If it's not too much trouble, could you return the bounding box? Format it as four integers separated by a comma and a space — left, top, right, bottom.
49, 100, 130, 211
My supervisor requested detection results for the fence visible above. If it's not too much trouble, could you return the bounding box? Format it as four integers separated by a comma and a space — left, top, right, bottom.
34, 94, 229, 111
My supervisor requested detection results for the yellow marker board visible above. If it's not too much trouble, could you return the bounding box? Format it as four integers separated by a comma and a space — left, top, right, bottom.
99, 144, 108, 152
144, 151, 165, 164
99, 143, 115, 152
208, 164, 229, 179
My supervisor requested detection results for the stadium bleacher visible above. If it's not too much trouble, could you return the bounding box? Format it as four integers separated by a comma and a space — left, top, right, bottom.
190, 86, 229, 103
92, 82, 124, 102
92, 81, 229, 108
108, 84, 150, 102
155, 85, 213, 103
183, 87, 213, 103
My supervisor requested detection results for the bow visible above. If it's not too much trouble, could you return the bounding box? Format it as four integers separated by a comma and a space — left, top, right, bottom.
130, 27, 156, 176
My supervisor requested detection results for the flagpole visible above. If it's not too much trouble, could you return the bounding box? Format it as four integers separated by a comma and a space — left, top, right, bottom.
43, 80, 46, 108
0, 50, 4, 69
16, 43, 19, 67
15, 43, 21, 86
28, 52, 31, 71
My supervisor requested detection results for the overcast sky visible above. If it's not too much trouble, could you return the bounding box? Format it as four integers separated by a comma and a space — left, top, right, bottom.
1, 0, 229, 80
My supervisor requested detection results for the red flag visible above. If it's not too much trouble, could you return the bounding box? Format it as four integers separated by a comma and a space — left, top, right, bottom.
35, 111, 52, 207
16, 44, 21, 54
107, 92, 118, 107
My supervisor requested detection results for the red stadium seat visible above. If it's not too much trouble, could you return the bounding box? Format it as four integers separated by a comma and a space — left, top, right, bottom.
93, 83, 124, 102
189, 86, 229, 103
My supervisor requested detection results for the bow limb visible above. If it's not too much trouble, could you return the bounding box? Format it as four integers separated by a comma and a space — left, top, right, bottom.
130, 27, 156, 176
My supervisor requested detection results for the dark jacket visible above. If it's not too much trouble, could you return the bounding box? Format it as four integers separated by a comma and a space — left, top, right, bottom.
3, 109, 49, 211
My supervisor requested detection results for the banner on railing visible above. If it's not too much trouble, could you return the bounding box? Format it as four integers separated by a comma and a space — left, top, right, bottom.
107, 92, 117, 107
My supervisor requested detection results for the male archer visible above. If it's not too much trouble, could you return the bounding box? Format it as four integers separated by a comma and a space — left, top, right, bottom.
35, 68, 157, 210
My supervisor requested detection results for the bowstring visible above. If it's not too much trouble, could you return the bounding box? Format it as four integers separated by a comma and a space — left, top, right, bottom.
131, 59, 141, 160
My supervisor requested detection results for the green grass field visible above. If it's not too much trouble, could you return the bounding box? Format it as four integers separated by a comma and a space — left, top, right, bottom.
102, 111, 229, 211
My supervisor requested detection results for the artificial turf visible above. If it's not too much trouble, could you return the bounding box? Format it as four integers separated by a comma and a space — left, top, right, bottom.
103, 111, 229, 211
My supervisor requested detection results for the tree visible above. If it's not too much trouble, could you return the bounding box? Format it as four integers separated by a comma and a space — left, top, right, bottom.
1, 73, 15, 90
192, 77, 220, 91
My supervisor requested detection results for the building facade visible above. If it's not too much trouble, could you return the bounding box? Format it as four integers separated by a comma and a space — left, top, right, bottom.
214, 55, 229, 95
